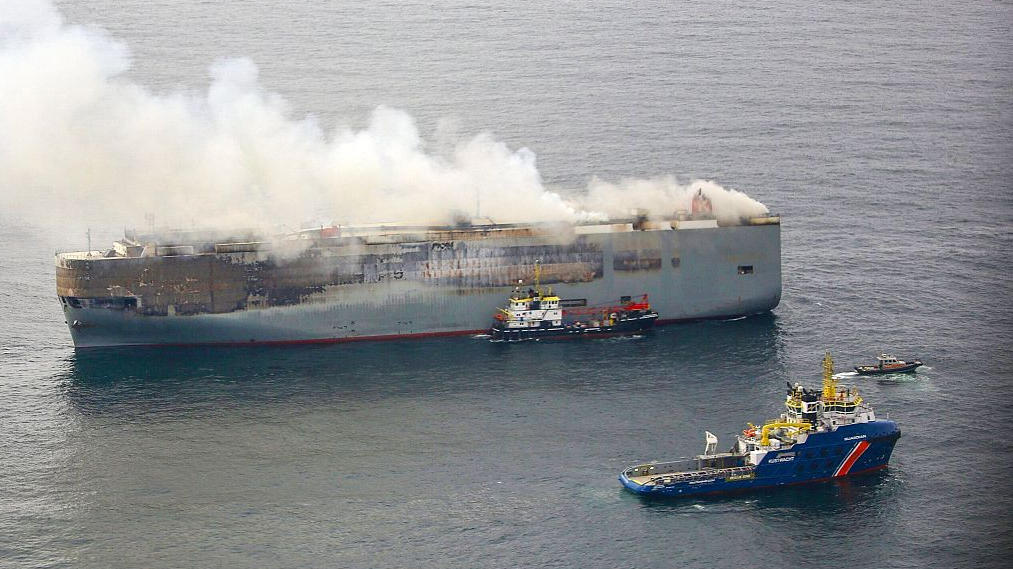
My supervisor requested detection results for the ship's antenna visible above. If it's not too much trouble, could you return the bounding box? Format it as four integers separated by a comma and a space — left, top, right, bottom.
534, 259, 541, 295
86, 228, 92, 257
822, 352, 837, 400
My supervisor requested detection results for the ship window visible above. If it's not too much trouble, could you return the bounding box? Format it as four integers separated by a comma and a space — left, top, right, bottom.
671, 257, 681, 268
824, 460, 835, 469
66, 297, 82, 308
810, 462, 819, 471
834, 446, 844, 455
737, 265, 754, 275
819, 448, 828, 457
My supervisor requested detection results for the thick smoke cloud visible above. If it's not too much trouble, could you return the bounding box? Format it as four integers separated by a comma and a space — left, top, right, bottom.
0, 0, 768, 234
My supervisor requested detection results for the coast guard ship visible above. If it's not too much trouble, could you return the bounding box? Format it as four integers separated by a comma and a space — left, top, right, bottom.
619, 354, 900, 498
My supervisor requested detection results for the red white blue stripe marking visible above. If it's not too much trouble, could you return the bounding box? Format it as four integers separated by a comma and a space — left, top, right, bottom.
834, 440, 871, 477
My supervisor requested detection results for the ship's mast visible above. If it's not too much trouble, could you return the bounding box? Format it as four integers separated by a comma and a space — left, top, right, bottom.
534, 259, 541, 295
822, 352, 837, 400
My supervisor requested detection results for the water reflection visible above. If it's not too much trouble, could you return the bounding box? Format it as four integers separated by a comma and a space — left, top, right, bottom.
59, 314, 784, 417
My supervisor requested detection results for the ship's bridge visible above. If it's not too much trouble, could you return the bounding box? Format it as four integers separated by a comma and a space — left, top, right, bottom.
784, 353, 874, 429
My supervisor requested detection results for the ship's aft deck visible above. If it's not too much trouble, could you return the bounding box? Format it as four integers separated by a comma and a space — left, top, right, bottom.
625, 454, 755, 485
626, 465, 756, 486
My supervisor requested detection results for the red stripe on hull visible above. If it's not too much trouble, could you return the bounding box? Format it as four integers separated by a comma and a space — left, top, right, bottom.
74, 309, 774, 349
849, 463, 889, 476
662, 464, 892, 499
784, 462, 889, 488
654, 314, 749, 326
91, 329, 489, 349
834, 440, 871, 477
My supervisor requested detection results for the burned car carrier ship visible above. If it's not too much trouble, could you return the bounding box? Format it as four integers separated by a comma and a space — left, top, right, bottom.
55, 206, 781, 348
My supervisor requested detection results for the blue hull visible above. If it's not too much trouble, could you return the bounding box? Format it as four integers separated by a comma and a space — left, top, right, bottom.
620, 420, 900, 498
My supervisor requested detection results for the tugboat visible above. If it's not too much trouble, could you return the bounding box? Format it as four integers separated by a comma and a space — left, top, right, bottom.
854, 354, 922, 375
489, 263, 658, 342
619, 353, 901, 498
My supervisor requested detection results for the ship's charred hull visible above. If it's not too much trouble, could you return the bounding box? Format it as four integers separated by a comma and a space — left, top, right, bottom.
56, 221, 781, 348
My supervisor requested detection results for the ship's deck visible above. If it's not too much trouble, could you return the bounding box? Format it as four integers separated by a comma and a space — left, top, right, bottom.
57, 215, 781, 261
626, 465, 755, 485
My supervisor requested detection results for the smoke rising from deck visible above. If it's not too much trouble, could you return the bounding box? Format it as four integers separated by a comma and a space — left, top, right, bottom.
0, 0, 769, 238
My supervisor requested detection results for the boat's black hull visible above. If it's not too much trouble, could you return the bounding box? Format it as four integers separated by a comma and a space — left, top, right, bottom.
854, 361, 922, 375
490, 313, 658, 342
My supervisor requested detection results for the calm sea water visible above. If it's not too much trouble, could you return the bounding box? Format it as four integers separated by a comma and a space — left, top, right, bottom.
2, 1, 1012, 567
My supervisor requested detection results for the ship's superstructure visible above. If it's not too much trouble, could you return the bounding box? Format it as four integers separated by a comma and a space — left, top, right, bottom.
55, 210, 781, 348
619, 354, 901, 498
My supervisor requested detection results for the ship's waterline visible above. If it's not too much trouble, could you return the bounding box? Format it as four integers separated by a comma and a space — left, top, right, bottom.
55, 216, 781, 348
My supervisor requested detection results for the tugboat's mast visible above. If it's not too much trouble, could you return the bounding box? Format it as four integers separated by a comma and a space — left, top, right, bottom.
822, 352, 837, 400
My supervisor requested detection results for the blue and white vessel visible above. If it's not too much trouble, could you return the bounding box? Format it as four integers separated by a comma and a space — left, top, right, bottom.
619, 353, 900, 498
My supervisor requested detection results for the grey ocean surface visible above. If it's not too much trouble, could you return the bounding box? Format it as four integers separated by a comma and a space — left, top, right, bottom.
2, 0, 1012, 567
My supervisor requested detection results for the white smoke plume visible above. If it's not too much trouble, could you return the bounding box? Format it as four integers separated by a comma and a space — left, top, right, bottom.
584, 177, 771, 225
0, 0, 769, 235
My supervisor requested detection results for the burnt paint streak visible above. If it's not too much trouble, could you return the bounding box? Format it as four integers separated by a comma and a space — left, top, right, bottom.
54, 222, 782, 347
56, 238, 606, 316
613, 249, 663, 271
